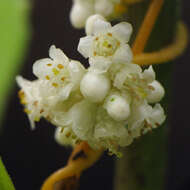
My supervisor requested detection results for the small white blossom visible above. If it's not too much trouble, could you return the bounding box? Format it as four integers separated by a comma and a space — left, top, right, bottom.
17, 45, 85, 128
78, 17, 133, 73
70, 0, 121, 28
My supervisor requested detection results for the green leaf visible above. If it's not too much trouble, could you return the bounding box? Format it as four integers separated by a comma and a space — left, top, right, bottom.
0, 158, 15, 190
0, 0, 30, 126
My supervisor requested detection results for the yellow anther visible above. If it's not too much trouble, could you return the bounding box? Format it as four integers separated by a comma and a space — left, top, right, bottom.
24, 108, 31, 114
52, 68, 59, 75
45, 75, 50, 80
57, 64, 64, 69
61, 77, 65, 82
52, 83, 58, 87
34, 117, 40, 122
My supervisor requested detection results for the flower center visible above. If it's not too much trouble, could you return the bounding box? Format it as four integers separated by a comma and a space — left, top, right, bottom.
93, 33, 120, 57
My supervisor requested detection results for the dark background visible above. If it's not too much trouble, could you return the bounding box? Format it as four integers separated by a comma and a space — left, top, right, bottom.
0, 0, 190, 190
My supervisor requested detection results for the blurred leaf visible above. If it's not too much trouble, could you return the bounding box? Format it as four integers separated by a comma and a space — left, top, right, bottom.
0, 0, 30, 125
0, 158, 15, 190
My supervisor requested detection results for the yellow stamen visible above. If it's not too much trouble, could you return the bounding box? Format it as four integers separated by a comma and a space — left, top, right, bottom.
132, 0, 164, 55
52, 83, 58, 87
57, 64, 64, 69
52, 68, 59, 75
133, 22, 188, 65
24, 108, 31, 114
46, 75, 50, 80
61, 77, 65, 82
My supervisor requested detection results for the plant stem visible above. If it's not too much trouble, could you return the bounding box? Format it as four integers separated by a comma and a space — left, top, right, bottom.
114, 0, 179, 190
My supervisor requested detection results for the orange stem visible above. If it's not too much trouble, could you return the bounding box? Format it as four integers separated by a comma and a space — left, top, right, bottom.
41, 142, 103, 190
132, 0, 164, 55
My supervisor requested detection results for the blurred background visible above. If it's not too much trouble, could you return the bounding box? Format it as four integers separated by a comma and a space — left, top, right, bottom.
0, 0, 189, 190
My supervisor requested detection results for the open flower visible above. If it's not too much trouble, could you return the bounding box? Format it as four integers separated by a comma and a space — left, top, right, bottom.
78, 16, 133, 73
70, 0, 122, 28
17, 45, 85, 128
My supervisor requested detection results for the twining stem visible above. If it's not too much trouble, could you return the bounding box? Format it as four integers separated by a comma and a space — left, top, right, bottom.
123, 0, 143, 4
134, 21, 188, 65
41, 142, 103, 190
132, 0, 164, 55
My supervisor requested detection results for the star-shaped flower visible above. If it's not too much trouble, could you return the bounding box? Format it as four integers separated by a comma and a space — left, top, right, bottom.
78, 16, 133, 73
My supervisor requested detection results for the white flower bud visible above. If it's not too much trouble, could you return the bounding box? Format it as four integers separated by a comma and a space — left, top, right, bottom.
80, 72, 110, 102
70, 2, 94, 28
85, 14, 106, 35
147, 80, 165, 103
95, 0, 114, 17
105, 94, 130, 121
143, 66, 155, 83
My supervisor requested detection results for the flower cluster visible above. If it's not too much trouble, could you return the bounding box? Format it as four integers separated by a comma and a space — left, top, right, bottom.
17, 16, 165, 155
70, 0, 125, 28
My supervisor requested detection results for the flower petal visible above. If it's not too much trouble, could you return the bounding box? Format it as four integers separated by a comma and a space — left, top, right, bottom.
85, 14, 106, 35
69, 100, 97, 140
69, 60, 86, 88
150, 103, 166, 126
49, 45, 69, 64
32, 58, 53, 78
78, 36, 93, 58
89, 57, 112, 73
111, 22, 133, 43
93, 19, 112, 35
142, 65, 155, 83
113, 44, 133, 64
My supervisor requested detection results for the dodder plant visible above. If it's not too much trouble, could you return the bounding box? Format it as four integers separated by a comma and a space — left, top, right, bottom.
16, 0, 188, 190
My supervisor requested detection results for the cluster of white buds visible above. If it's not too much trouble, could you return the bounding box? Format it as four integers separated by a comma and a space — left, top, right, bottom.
17, 15, 166, 155
70, 0, 123, 28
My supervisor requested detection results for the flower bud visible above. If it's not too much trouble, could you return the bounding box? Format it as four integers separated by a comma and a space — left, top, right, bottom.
147, 80, 165, 103
105, 94, 130, 121
70, 2, 93, 28
80, 72, 110, 102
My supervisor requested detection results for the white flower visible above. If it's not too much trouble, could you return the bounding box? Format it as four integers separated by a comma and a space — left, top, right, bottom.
128, 102, 166, 136
33, 45, 85, 100
70, 0, 122, 28
110, 64, 163, 104
78, 17, 133, 72
17, 45, 85, 128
